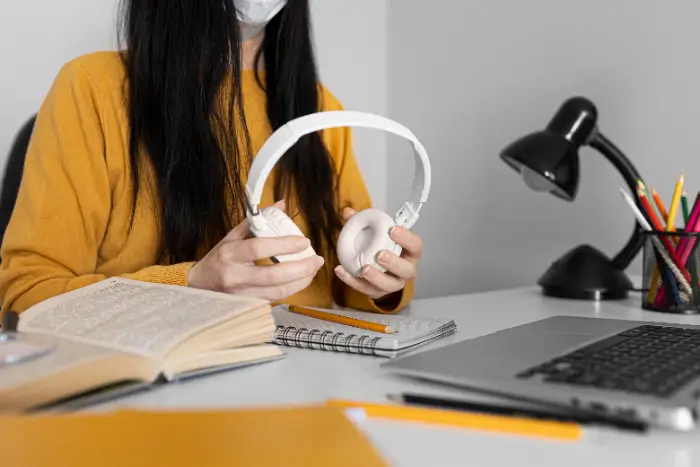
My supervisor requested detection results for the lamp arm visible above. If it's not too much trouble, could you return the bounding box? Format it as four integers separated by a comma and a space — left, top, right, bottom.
589, 132, 644, 270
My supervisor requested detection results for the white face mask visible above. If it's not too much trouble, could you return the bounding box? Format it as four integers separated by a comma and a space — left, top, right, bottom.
234, 0, 288, 41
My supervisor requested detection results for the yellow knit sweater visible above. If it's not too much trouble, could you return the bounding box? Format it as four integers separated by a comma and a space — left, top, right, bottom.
0, 52, 413, 315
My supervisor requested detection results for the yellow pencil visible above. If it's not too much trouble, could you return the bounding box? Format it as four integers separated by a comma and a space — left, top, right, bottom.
288, 305, 396, 334
667, 173, 685, 232
326, 399, 581, 441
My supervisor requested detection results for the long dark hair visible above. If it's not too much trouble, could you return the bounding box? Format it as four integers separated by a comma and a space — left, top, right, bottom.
119, 0, 342, 271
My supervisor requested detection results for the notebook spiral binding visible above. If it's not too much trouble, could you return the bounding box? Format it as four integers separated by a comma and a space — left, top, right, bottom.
274, 325, 382, 356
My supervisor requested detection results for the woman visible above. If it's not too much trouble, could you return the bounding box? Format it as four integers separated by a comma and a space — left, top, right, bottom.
0, 0, 423, 315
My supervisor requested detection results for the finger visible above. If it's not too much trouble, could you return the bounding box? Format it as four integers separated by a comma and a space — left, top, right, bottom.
334, 265, 386, 299
242, 255, 324, 287
225, 217, 252, 241
390, 227, 423, 259
232, 235, 312, 262
342, 207, 357, 221
360, 264, 405, 293
375, 250, 416, 280
272, 199, 286, 210
234, 273, 317, 301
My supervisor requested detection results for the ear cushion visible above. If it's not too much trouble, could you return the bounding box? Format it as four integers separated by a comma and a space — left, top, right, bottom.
337, 208, 400, 276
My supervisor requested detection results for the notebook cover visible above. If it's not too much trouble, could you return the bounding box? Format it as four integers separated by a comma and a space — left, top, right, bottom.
1, 405, 388, 467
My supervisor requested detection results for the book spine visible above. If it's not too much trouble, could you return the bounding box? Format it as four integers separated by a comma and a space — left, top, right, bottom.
273, 326, 382, 356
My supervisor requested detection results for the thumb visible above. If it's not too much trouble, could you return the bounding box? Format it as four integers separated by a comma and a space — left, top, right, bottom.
273, 198, 286, 211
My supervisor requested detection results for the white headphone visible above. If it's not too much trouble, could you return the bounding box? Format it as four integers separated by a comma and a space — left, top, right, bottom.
245, 110, 431, 277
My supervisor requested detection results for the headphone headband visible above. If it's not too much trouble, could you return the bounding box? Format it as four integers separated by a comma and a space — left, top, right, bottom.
245, 110, 431, 229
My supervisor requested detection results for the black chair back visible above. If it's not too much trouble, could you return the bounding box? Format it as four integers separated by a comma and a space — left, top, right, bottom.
0, 116, 37, 249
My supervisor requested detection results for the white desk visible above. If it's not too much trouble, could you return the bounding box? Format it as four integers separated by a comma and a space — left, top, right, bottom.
94, 287, 700, 467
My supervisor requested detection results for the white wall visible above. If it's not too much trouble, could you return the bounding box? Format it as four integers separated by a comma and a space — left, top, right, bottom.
311, 0, 388, 209
388, 0, 700, 298
0, 0, 388, 209
0, 1, 118, 178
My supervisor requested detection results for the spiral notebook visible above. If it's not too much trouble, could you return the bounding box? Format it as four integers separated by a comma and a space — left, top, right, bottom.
270, 305, 457, 358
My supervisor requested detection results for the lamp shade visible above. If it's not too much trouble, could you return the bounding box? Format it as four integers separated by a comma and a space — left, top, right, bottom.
500, 97, 599, 202
500, 131, 579, 201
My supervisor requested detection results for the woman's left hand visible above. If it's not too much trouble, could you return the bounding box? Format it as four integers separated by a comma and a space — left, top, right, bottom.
334, 207, 423, 300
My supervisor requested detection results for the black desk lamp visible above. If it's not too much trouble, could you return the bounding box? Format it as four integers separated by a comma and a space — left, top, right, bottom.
499, 96, 644, 300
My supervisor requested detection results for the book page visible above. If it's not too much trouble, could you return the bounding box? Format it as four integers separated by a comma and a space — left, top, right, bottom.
19, 278, 268, 358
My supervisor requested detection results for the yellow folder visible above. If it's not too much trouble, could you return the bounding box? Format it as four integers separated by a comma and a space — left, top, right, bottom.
0, 405, 388, 467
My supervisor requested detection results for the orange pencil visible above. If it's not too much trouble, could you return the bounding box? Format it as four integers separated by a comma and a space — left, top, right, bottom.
326, 399, 581, 441
652, 189, 669, 223
288, 305, 396, 334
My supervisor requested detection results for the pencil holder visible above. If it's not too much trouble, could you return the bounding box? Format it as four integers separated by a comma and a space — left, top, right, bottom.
641, 230, 700, 314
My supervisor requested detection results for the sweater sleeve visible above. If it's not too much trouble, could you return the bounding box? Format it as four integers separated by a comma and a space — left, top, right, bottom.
0, 60, 194, 316
330, 118, 415, 314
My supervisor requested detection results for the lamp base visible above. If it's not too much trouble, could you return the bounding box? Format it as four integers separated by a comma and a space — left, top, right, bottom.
538, 244, 633, 300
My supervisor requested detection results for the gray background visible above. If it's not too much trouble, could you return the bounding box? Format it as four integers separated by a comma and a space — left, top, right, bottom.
387, 0, 700, 298
2, 0, 700, 299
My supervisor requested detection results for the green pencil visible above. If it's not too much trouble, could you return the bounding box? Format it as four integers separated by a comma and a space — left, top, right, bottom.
682, 191, 690, 225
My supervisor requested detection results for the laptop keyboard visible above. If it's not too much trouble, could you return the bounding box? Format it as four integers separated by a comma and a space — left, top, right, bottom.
516, 325, 700, 398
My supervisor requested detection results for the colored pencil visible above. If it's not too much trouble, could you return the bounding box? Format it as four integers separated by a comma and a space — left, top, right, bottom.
680, 191, 700, 305
654, 247, 680, 307
643, 181, 664, 302
672, 192, 700, 306
647, 271, 662, 304
652, 189, 669, 222
675, 191, 700, 263
646, 187, 667, 300
638, 180, 663, 222
287, 305, 396, 334
326, 399, 582, 441
666, 174, 685, 233
651, 175, 685, 302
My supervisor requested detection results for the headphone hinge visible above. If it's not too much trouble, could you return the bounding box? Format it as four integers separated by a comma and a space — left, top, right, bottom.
395, 203, 419, 229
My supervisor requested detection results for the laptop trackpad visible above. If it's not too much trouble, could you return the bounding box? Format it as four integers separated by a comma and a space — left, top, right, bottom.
388, 323, 607, 380
465, 327, 600, 375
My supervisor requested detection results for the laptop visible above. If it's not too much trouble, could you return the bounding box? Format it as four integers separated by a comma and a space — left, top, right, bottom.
381, 316, 700, 431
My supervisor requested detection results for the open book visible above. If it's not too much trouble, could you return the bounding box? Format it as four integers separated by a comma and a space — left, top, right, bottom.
271, 305, 457, 358
0, 278, 283, 413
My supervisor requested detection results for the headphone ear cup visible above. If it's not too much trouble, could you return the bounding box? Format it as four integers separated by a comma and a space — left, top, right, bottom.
250, 206, 316, 262
337, 208, 399, 277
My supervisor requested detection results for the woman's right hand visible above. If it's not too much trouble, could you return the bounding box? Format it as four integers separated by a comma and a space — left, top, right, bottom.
187, 201, 324, 301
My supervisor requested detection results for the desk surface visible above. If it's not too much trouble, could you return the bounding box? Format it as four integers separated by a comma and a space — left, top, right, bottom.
94, 287, 700, 467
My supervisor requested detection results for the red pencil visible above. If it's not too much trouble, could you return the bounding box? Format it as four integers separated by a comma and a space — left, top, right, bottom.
638, 189, 691, 283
